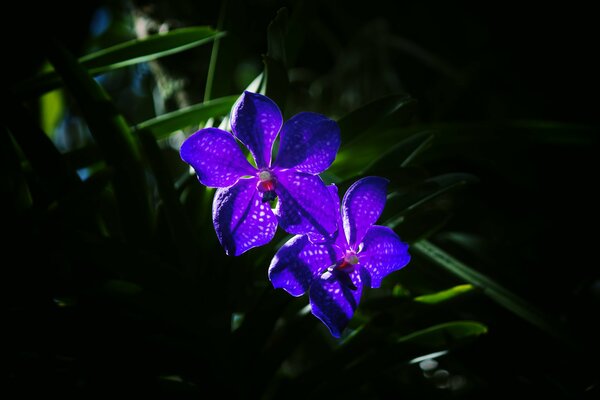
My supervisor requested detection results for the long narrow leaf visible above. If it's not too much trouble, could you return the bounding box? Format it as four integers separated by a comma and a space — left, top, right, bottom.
337, 94, 417, 146
338, 131, 434, 182
204, 3, 227, 101
286, 320, 486, 399
0, 126, 33, 211
134, 96, 237, 139
384, 173, 478, 229
414, 284, 475, 304
413, 240, 573, 345
263, 8, 289, 109
396, 320, 487, 345
16, 27, 224, 97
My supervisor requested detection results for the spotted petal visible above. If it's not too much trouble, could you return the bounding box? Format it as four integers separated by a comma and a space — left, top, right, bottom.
359, 225, 410, 288
308, 185, 348, 253
309, 266, 368, 338
230, 91, 282, 168
213, 178, 277, 256
342, 176, 389, 247
269, 235, 339, 297
180, 128, 256, 188
274, 170, 338, 237
274, 112, 341, 174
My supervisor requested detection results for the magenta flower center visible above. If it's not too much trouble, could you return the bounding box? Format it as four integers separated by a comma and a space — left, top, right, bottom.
338, 251, 359, 270
257, 170, 277, 202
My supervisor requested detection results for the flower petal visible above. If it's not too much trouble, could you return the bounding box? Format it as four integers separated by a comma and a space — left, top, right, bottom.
230, 91, 282, 168
274, 170, 338, 236
213, 178, 277, 256
359, 225, 410, 288
307, 185, 348, 253
274, 112, 341, 174
309, 266, 368, 338
269, 235, 339, 297
180, 128, 256, 188
342, 176, 389, 247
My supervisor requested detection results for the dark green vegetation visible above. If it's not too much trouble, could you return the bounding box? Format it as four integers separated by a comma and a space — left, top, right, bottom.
3, 1, 598, 398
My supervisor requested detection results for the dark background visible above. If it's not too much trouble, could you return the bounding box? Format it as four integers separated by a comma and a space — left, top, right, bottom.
3, 0, 599, 398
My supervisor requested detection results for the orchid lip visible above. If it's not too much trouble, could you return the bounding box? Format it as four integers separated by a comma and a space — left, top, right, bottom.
268, 176, 411, 338
334, 250, 359, 271
256, 169, 277, 202
343, 251, 359, 266
321, 250, 359, 284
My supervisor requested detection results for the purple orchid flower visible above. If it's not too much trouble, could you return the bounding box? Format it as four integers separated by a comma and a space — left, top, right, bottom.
180, 91, 341, 256
269, 177, 411, 337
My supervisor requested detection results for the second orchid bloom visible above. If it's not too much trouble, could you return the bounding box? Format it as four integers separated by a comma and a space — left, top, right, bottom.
269, 177, 411, 337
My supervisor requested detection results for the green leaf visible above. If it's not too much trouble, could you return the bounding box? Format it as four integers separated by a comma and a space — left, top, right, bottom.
101, 279, 143, 298
262, 8, 289, 109
62, 145, 103, 170
82, 27, 223, 72
412, 240, 574, 345
204, 4, 227, 102
16, 27, 224, 97
0, 127, 33, 211
248, 304, 316, 398
134, 96, 238, 139
138, 129, 201, 278
336, 94, 417, 146
245, 72, 265, 94
396, 320, 487, 346
267, 8, 288, 65
285, 320, 487, 399
329, 95, 418, 180
262, 55, 288, 112
47, 41, 152, 244
338, 131, 434, 182
3, 101, 81, 205
39, 89, 65, 138
384, 173, 478, 229
414, 284, 475, 304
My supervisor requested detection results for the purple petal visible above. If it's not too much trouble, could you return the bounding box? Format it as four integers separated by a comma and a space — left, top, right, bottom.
309, 266, 368, 338
180, 128, 256, 188
359, 225, 410, 288
269, 235, 339, 297
342, 176, 389, 247
274, 112, 341, 174
274, 170, 338, 236
230, 91, 282, 168
327, 184, 341, 213
213, 178, 277, 256
307, 185, 348, 253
